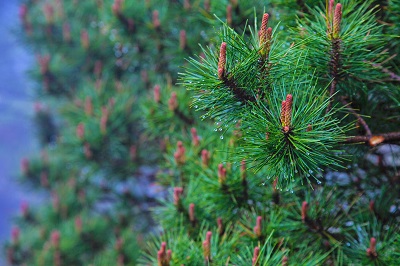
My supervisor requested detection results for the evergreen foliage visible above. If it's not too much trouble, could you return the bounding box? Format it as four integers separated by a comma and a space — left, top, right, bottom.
5, 0, 400, 265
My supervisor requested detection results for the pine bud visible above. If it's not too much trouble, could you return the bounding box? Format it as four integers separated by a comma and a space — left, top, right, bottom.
332, 3, 342, 38
173, 187, 183, 206
84, 143, 92, 159
328, 0, 335, 17
253, 216, 262, 238
217, 217, 224, 235
62, 22, 71, 42
366, 237, 377, 258
258, 13, 269, 46
100, 106, 109, 134
11, 227, 20, 244
204, 0, 210, 12
84, 96, 93, 116
43, 3, 54, 24
226, 4, 232, 26
80, 29, 89, 50
168, 92, 178, 111
201, 149, 210, 167
52, 192, 60, 212
203, 231, 212, 261
76, 123, 85, 140
21, 158, 29, 175
301, 201, 308, 221
115, 237, 124, 251
21, 201, 29, 218
153, 10, 160, 29
218, 164, 227, 184
94, 60, 103, 78
174, 141, 185, 164
191, 127, 200, 146
130, 145, 137, 162
112, 0, 123, 15
369, 136, 384, 147
153, 85, 161, 103
37, 54, 50, 75
51, 230, 60, 249
184, 0, 190, 10
157, 242, 171, 266
41, 171, 49, 187
189, 203, 196, 222
179, 30, 186, 50
240, 160, 246, 180
306, 124, 312, 132
280, 94, 293, 132
19, 4, 28, 23
369, 200, 374, 212
252, 246, 260, 266
75, 216, 82, 234
218, 42, 227, 80
282, 255, 289, 266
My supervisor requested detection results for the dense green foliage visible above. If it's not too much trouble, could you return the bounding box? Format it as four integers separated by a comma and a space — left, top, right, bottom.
4, 0, 400, 265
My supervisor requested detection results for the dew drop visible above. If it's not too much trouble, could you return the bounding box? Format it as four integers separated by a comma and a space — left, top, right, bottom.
317, 180, 322, 184
219, 128, 222, 131
220, 135, 224, 139
214, 128, 217, 131
308, 170, 313, 174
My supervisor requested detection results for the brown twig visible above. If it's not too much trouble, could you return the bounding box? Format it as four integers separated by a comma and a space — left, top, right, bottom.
340, 97, 372, 137
343, 131, 400, 145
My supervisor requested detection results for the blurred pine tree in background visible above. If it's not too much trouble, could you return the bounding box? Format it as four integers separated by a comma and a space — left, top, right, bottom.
4, 0, 400, 265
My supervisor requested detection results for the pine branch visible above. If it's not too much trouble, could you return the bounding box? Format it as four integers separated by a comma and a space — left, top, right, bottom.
340, 97, 372, 137
343, 131, 400, 145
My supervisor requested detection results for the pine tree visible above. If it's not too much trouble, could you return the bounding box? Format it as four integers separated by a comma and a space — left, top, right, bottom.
5, 0, 400, 265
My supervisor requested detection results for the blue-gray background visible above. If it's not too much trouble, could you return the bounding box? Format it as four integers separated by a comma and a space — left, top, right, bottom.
0, 0, 40, 248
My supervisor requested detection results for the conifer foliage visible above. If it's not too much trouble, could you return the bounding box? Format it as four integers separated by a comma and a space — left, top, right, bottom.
5, 0, 400, 265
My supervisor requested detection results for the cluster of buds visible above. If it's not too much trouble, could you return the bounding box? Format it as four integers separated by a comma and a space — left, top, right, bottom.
218, 164, 227, 184
174, 141, 185, 164
173, 187, 183, 206
218, 42, 227, 80
252, 246, 260, 266
100, 106, 109, 134
253, 216, 262, 238
280, 94, 293, 133
327, 1, 342, 39
366, 237, 378, 258
258, 13, 272, 59
179, 30, 187, 50
153, 85, 161, 103
80, 29, 90, 50
190, 127, 200, 146
157, 242, 171, 266
301, 201, 308, 222
62, 23, 71, 42
168, 92, 178, 111
202, 231, 212, 262
201, 149, 210, 167
282, 256, 289, 266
